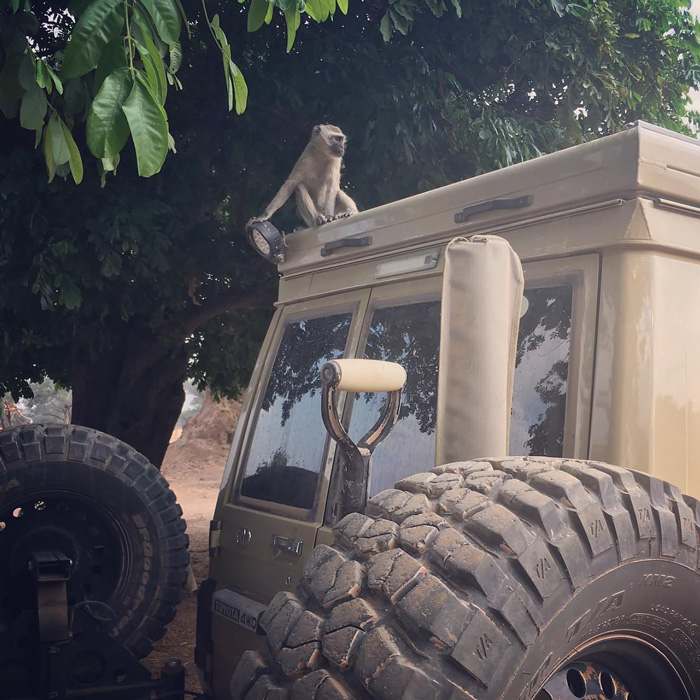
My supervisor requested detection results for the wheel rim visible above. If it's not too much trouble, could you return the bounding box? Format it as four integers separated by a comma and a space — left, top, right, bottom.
0, 490, 130, 624
535, 635, 691, 700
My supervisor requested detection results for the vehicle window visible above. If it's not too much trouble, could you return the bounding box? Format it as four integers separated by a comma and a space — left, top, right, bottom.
240, 312, 352, 509
348, 300, 441, 496
509, 285, 573, 457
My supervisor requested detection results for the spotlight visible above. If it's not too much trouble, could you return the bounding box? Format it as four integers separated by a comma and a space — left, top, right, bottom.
246, 220, 284, 263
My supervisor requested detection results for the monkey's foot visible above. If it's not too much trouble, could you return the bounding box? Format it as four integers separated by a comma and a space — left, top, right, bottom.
332, 210, 356, 220
313, 214, 331, 226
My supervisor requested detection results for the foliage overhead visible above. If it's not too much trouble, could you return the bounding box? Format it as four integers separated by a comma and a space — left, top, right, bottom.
0, 0, 362, 183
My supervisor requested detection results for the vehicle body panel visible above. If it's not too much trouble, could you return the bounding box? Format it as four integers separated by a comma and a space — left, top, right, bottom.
201, 122, 700, 696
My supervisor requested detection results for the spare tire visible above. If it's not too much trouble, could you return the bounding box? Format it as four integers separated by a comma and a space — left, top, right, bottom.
0, 424, 189, 666
230, 457, 700, 700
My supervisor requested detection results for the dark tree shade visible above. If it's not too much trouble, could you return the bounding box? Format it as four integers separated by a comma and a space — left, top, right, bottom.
1, 0, 699, 465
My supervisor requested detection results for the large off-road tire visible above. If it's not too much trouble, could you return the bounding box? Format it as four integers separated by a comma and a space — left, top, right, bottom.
0, 424, 189, 663
230, 457, 700, 700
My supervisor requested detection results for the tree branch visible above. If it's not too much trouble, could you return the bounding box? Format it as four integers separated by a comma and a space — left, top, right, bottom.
179, 283, 276, 334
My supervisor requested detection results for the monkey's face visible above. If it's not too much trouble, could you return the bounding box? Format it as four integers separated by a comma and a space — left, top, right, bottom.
327, 133, 346, 157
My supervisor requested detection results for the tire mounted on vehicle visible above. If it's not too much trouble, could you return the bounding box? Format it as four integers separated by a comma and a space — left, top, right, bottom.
231, 457, 700, 700
0, 424, 189, 674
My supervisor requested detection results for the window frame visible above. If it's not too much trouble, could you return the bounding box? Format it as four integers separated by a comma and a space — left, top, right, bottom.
325, 277, 443, 518
516, 254, 600, 459
231, 290, 370, 521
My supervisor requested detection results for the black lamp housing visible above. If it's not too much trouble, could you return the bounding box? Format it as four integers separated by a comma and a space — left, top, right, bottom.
245, 220, 283, 264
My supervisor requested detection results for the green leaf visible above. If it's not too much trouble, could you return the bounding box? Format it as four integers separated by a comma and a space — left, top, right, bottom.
61, 0, 124, 79
264, 3, 274, 23
17, 53, 35, 91
121, 75, 168, 177
11, 0, 20, 13
565, 3, 587, 19
248, 0, 269, 32
59, 280, 82, 309
168, 41, 182, 74
222, 47, 233, 111
86, 67, 133, 158
46, 66, 64, 95
61, 121, 84, 184
284, 8, 298, 51
93, 39, 128, 95
230, 61, 248, 114
35, 60, 50, 90
68, 0, 92, 18
380, 12, 392, 41
48, 114, 71, 165
19, 82, 47, 131
140, 0, 181, 45
0, 56, 24, 104
102, 153, 120, 171
336, 0, 347, 15
43, 118, 56, 183
133, 11, 167, 103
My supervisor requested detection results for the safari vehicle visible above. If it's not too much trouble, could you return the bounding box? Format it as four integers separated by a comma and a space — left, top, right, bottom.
4, 120, 700, 700
198, 121, 700, 700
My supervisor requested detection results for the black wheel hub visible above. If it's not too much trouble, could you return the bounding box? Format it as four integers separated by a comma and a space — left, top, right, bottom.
535, 636, 690, 700
0, 492, 128, 623
537, 661, 630, 699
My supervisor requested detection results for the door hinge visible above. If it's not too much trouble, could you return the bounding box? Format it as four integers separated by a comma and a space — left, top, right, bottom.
209, 520, 222, 557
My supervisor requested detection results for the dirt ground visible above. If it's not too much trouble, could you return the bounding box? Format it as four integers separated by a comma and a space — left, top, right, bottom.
144, 395, 241, 694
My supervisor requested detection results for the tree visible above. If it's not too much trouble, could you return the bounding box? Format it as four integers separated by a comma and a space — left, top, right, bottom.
1, 0, 699, 467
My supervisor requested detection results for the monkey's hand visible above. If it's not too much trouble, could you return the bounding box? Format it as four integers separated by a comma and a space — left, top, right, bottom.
247, 217, 267, 228
313, 214, 331, 226
333, 210, 356, 220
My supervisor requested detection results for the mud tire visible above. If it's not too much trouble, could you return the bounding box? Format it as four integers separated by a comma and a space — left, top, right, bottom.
0, 424, 189, 659
230, 457, 700, 700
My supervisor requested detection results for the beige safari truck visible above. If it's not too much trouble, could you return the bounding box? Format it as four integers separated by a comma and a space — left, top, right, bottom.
198, 121, 700, 700
3, 120, 700, 700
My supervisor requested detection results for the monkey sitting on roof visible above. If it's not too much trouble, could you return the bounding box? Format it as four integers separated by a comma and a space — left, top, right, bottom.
248, 124, 358, 229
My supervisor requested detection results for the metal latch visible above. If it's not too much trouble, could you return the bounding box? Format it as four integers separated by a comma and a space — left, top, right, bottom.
454, 195, 532, 223
209, 520, 222, 557
321, 235, 372, 257
271, 534, 303, 556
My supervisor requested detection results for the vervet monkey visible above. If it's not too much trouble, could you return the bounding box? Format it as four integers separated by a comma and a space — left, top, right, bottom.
249, 124, 358, 228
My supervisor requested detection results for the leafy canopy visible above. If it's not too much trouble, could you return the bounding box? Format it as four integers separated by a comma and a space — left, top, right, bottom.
2, 0, 700, 464
0, 0, 363, 183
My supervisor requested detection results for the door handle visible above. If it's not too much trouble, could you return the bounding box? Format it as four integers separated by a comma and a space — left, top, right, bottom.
271, 534, 303, 557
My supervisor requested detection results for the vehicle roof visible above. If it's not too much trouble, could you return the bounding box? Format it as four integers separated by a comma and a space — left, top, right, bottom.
277, 121, 700, 279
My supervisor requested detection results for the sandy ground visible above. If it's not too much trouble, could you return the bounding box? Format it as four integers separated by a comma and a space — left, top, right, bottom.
144, 395, 241, 694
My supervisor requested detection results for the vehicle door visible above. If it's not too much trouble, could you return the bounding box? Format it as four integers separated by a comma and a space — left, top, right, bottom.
216, 290, 369, 602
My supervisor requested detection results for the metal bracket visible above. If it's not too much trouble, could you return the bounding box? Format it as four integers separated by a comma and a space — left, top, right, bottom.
321, 363, 402, 523
209, 519, 222, 557
321, 235, 372, 257
30, 550, 72, 643
454, 195, 532, 223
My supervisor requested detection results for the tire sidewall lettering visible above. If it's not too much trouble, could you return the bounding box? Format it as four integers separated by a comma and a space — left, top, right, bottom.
507, 560, 700, 700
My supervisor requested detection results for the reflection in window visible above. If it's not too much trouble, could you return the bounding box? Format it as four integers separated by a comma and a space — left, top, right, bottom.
509, 286, 573, 457
348, 301, 441, 496
240, 313, 352, 509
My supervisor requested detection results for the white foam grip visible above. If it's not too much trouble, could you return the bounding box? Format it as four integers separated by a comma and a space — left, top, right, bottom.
331, 359, 406, 392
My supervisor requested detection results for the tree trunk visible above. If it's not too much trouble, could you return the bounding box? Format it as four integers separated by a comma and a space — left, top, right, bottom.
70, 326, 189, 468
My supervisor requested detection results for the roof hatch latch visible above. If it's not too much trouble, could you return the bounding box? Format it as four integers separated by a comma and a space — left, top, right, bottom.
454, 195, 532, 224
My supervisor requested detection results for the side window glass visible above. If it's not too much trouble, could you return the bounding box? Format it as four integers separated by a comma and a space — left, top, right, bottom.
240, 313, 352, 510
348, 300, 441, 496
509, 286, 573, 457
